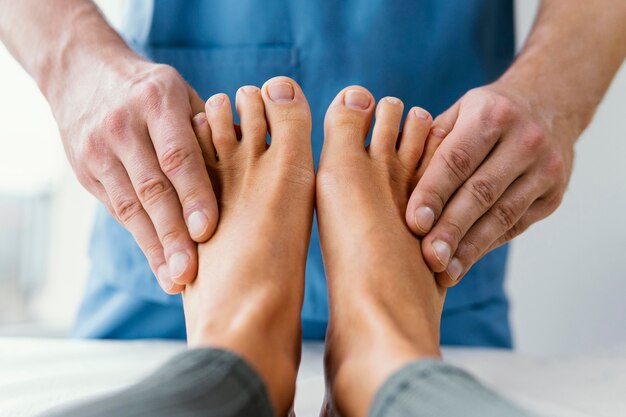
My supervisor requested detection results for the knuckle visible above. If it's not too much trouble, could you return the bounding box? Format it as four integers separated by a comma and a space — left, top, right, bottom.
114, 198, 143, 224
440, 219, 464, 242
441, 147, 474, 181
458, 239, 482, 263
103, 108, 130, 139
143, 241, 163, 262
519, 125, 547, 154
161, 229, 184, 246
160, 146, 194, 177
543, 151, 566, 181
502, 222, 524, 242
136, 176, 172, 204
137, 81, 164, 114
465, 176, 499, 208
489, 95, 517, 125
180, 188, 204, 208
490, 201, 519, 230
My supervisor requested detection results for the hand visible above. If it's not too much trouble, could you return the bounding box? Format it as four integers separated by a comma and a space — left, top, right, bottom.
406, 82, 575, 286
56, 58, 218, 294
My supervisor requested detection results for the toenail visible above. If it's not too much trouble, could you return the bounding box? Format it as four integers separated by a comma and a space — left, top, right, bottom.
431, 127, 447, 138
385, 97, 401, 105
157, 265, 174, 291
414, 206, 435, 232
432, 240, 451, 267
192, 113, 207, 126
267, 82, 295, 102
187, 210, 208, 237
414, 108, 430, 120
209, 94, 225, 107
344, 89, 371, 110
447, 258, 463, 281
241, 86, 259, 95
169, 252, 190, 280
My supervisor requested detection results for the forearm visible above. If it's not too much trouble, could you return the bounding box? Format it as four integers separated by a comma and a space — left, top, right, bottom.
498, 0, 626, 142
0, 0, 142, 108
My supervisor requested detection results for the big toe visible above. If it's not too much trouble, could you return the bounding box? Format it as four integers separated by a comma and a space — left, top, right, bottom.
324, 86, 375, 150
260, 76, 312, 156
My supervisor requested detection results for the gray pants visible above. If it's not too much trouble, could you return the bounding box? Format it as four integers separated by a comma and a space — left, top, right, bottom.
42, 348, 537, 417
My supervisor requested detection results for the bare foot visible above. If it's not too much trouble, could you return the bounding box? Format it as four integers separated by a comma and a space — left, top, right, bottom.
317, 87, 446, 417
182, 77, 315, 417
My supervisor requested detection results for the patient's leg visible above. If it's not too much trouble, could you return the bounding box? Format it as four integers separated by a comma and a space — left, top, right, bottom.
317, 88, 537, 417
182, 77, 315, 416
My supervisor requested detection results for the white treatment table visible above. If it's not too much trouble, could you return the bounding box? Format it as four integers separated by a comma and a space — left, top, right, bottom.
1, 338, 625, 417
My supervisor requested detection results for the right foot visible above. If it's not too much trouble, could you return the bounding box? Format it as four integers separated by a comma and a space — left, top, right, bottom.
182, 77, 315, 417
317, 87, 446, 417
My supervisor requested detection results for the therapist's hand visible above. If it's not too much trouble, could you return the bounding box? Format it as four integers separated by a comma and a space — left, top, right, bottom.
406, 82, 574, 286
57, 59, 217, 294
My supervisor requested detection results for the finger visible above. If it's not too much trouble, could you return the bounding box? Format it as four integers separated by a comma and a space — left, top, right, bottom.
187, 84, 206, 115
406, 100, 502, 238
98, 161, 183, 294
435, 175, 542, 286
192, 112, 217, 165
114, 128, 199, 286
416, 126, 446, 180
147, 91, 219, 246
485, 195, 560, 254
421, 140, 532, 272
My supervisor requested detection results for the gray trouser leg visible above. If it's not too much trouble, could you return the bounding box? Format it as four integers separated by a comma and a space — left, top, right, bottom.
369, 359, 539, 417
41, 348, 275, 417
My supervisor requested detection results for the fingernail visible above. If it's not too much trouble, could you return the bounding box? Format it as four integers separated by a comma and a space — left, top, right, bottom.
267, 82, 295, 102
414, 206, 435, 232
432, 240, 451, 267
241, 85, 259, 95
447, 258, 463, 281
414, 108, 430, 120
187, 211, 208, 238
208, 94, 225, 107
431, 127, 447, 138
169, 252, 190, 280
344, 89, 371, 110
385, 97, 401, 105
192, 113, 206, 126
157, 265, 174, 291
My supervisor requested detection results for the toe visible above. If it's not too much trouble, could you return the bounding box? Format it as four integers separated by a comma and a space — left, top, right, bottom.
191, 112, 217, 166
260, 76, 312, 155
397, 107, 432, 169
205, 93, 237, 158
236, 86, 268, 155
370, 96, 404, 157
324, 86, 375, 150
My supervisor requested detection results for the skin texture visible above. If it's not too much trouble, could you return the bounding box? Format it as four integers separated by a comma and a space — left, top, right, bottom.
407, 0, 626, 286
182, 77, 315, 417
317, 87, 446, 417
184, 81, 446, 417
0, 0, 216, 293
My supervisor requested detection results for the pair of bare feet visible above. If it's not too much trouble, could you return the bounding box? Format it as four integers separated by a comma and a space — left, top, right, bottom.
181, 77, 446, 417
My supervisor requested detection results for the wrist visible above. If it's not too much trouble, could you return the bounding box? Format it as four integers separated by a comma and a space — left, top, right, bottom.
39, 3, 144, 109
493, 62, 592, 146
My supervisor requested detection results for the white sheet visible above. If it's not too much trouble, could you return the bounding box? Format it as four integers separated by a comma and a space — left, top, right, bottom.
0, 338, 625, 417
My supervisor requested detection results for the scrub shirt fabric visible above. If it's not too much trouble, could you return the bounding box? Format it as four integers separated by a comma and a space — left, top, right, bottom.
73, 0, 515, 348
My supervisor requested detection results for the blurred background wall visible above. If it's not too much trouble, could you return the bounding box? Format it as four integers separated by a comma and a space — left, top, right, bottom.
0, 1, 624, 354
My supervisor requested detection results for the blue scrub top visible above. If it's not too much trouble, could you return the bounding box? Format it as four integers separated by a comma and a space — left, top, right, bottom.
74, 0, 515, 347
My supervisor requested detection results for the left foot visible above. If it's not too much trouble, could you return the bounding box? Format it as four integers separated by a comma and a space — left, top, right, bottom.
183, 77, 315, 417
317, 87, 446, 417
